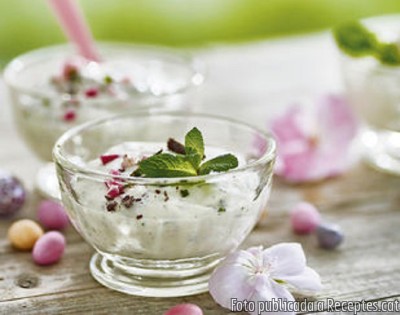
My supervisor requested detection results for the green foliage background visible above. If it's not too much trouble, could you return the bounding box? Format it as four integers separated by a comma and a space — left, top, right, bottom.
1, 0, 400, 66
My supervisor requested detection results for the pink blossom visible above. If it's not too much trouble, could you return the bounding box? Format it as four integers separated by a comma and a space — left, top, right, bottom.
270, 95, 357, 183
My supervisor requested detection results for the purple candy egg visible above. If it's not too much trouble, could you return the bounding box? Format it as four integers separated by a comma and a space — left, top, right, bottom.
37, 200, 69, 230
32, 231, 66, 265
316, 223, 344, 249
0, 172, 26, 218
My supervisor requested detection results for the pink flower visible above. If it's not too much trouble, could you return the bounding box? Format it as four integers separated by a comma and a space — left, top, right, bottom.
270, 95, 357, 183
209, 243, 322, 315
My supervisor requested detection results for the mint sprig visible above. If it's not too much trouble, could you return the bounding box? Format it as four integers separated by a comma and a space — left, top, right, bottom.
334, 21, 400, 66
334, 22, 377, 57
134, 127, 239, 178
136, 153, 197, 178
198, 154, 239, 175
185, 127, 204, 169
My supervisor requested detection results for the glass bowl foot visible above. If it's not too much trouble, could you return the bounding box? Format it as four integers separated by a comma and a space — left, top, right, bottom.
90, 253, 220, 297
361, 128, 400, 175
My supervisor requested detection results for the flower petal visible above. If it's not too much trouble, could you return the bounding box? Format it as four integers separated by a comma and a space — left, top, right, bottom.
276, 147, 317, 182
271, 105, 309, 144
270, 95, 357, 183
250, 280, 296, 315
264, 243, 306, 277
317, 95, 357, 149
279, 266, 322, 293
209, 250, 259, 308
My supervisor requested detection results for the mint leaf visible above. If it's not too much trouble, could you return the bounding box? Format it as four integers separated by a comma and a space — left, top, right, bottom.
378, 43, 400, 65
198, 154, 239, 175
334, 21, 377, 57
185, 127, 204, 168
136, 153, 197, 178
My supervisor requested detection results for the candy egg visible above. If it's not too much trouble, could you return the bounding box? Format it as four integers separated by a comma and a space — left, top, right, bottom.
0, 172, 26, 217
32, 231, 66, 266
290, 202, 321, 234
37, 200, 69, 230
8, 219, 44, 250
316, 223, 344, 249
164, 304, 203, 315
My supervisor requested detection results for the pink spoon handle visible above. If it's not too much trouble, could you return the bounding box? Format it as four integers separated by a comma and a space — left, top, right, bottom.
48, 0, 100, 61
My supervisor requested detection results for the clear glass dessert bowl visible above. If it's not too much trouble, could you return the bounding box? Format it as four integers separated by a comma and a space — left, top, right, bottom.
53, 112, 276, 297
4, 42, 204, 199
339, 15, 400, 175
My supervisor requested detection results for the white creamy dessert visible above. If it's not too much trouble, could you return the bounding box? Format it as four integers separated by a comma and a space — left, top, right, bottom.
64, 142, 267, 260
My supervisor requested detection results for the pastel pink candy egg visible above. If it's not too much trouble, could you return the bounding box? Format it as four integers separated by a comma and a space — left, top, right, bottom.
37, 200, 69, 230
32, 231, 66, 266
290, 202, 321, 234
164, 304, 203, 315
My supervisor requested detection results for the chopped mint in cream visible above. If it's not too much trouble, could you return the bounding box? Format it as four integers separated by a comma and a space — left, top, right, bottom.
134, 127, 239, 178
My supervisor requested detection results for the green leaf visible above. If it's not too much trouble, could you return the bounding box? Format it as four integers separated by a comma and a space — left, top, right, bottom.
378, 43, 400, 66
198, 154, 239, 175
137, 153, 197, 178
185, 127, 204, 168
333, 21, 378, 57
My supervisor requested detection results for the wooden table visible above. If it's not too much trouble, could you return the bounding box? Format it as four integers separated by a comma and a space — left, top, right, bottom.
1, 32, 400, 314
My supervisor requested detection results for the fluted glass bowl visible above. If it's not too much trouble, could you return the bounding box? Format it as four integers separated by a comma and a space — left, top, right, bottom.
53, 112, 275, 297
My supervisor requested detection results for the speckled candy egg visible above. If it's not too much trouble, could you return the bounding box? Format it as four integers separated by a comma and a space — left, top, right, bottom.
316, 223, 344, 249
0, 172, 26, 217
164, 304, 203, 315
32, 231, 66, 265
37, 200, 69, 230
290, 202, 321, 234
8, 219, 44, 250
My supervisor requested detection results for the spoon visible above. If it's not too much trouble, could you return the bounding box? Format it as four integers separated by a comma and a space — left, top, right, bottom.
48, 0, 100, 62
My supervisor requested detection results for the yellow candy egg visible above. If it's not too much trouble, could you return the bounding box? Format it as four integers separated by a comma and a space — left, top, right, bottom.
8, 219, 44, 250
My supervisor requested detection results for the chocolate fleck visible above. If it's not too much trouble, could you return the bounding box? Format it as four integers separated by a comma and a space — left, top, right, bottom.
167, 138, 186, 154
163, 191, 169, 202
121, 195, 135, 208
136, 214, 143, 220
106, 201, 118, 212
155, 189, 161, 194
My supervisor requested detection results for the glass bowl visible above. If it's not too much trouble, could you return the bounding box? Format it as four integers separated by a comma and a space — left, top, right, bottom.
4, 42, 204, 198
339, 15, 400, 175
53, 112, 276, 297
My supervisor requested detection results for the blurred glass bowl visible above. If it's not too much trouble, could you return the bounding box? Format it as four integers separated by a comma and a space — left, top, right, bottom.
4, 42, 204, 198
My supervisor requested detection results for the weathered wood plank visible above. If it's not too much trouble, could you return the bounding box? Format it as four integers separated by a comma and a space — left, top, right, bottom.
1, 183, 400, 313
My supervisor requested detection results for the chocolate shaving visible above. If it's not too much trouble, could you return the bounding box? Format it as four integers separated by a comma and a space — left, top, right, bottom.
163, 191, 169, 202
121, 195, 135, 208
136, 214, 143, 220
167, 138, 186, 155
106, 201, 118, 212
